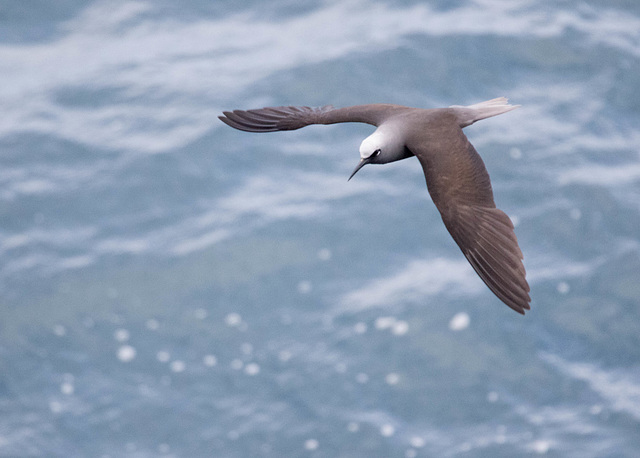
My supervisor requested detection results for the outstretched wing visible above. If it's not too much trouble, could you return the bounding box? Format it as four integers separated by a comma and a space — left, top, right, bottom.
441, 203, 531, 314
219, 104, 407, 132
410, 116, 530, 314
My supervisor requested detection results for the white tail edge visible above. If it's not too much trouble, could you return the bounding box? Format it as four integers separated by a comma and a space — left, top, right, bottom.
450, 97, 520, 128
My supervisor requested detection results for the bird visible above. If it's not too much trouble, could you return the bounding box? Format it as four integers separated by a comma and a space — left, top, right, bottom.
218, 97, 530, 314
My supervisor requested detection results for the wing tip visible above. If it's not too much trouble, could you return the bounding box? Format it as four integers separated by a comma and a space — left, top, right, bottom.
218, 109, 280, 132
219, 105, 323, 132
218, 113, 233, 127
509, 298, 531, 315
463, 241, 531, 315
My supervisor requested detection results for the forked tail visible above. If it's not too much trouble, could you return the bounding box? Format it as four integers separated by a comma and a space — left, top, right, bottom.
450, 97, 520, 128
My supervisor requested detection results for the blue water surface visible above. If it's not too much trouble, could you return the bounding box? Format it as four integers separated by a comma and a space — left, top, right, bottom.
2, 0, 640, 456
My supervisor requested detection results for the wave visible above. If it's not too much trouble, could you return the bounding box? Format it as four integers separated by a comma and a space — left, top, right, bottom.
1, 0, 638, 153
542, 352, 640, 421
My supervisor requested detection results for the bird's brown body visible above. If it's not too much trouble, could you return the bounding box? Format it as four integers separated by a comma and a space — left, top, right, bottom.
219, 98, 531, 314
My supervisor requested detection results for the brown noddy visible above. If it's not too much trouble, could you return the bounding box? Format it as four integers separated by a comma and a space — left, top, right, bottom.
219, 97, 530, 314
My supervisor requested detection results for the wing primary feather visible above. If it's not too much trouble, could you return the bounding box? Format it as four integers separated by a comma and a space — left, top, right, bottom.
474, 228, 524, 272
218, 116, 278, 132
244, 110, 287, 121
473, 242, 530, 301
466, 250, 529, 314
468, 247, 523, 303
229, 111, 279, 127
219, 111, 280, 132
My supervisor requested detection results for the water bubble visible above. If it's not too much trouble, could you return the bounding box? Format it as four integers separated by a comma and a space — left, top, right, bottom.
225, 313, 242, 327
158, 443, 170, 454
589, 404, 603, 415
557, 282, 570, 294
230, 359, 243, 370
347, 422, 359, 433
380, 424, 395, 437
244, 363, 260, 376
240, 343, 253, 355
335, 362, 347, 373
354, 322, 368, 334
449, 312, 470, 331
60, 382, 74, 395
509, 147, 522, 159
510, 215, 520, 227
53, 324, 67, 337
49, 400, 63, 414
146, 318, 160, 330
157, 351, 170, 363
569, 208, 582, 220
375, 316, 396, 330
410, 436, 425, 448
487, 391, 499, 403
194, 308, 208, 320
170, 360, 185, 373
356, 373, 369, 384
318, 248, 332, 261
117, 345, 136, 362
304, 439, 319, 451
392, 320, 409, 336
385, 373, 400, 385
530, 440, 551, 454
203, 355, 217, 367
405, 449, 417, 458
114, 328, 130, 342
278, 350, 292, 362
60, 375, 75, 394
297, 280, 312, 294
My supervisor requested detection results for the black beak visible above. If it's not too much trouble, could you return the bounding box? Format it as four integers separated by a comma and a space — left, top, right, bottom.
348, 157, 372, 181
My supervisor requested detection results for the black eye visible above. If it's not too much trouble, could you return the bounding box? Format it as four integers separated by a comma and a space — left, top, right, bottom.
373, 149, 381, 157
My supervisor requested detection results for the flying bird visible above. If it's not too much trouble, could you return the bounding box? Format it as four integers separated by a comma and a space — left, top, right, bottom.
219, 98, 530, 314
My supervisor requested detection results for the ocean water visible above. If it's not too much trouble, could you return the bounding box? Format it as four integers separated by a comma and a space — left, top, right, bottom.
2, 0, 640, 456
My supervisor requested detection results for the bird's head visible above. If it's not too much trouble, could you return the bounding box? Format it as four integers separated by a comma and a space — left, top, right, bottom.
349, 130, 403, 180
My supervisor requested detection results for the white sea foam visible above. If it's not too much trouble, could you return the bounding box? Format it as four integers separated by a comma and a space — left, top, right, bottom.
2, 0, 636, 283
338, 258, 484, 313
542, 353, 640, 421
1, 0, 637, 155
558, 163, 640, 186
